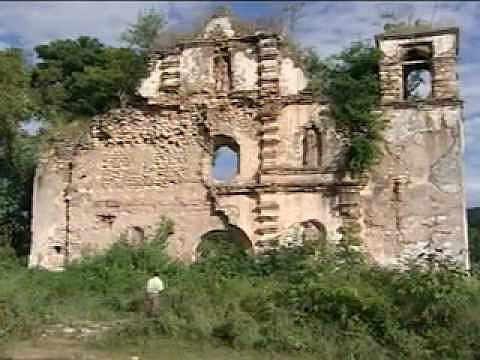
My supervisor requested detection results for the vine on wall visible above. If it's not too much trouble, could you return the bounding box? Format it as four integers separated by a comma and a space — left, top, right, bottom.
304, 42, 383, 174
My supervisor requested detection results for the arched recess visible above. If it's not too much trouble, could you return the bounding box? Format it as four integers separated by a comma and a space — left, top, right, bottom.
211, 135, 240, 182
302, 126, 322, 168
299, 219, 327, 245
194, 224, 252, 262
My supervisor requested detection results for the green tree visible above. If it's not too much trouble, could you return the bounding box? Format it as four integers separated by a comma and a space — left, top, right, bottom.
304, 42, 383, 174
120, 8, 167, 52
0, 49, 39, 257
469, 227, 480, 266
32, 36, 148, 119
67, 47, 147, 114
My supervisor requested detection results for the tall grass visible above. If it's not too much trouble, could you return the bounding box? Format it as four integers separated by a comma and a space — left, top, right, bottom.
1, 223, 480, 359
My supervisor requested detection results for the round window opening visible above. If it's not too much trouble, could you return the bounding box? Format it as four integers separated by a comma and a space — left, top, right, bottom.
406, 69, 432, 100
212, 145, 239, 182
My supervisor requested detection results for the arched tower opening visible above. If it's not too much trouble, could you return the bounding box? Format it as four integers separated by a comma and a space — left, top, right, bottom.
401, 44, 433, 101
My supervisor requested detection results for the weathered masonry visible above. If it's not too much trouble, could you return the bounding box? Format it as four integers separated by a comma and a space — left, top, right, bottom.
30, 17, 468, 270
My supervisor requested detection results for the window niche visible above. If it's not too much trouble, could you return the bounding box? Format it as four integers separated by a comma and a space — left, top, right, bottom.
401, 43, 433, 101
302, 126, 322, 168
214, 47, 232, 93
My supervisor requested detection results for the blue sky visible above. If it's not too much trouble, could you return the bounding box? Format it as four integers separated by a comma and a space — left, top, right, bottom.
0, 1, 478, 206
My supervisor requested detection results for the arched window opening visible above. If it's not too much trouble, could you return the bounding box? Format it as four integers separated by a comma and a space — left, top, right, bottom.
302, 127, 322, 168
195, 225, 251, 262
300, 220, 327, 247
212, 135, 239, 182
401, 44, 433, 101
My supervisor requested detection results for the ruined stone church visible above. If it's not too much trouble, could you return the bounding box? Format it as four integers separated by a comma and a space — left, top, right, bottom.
30, 16, 468, 270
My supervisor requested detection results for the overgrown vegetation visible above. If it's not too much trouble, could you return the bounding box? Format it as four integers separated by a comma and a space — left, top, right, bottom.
0, 49, 39, 258
1, 223, 480, 359
379, 10, 456, 34
304, 42, 384, 174
468, 208, 480, 266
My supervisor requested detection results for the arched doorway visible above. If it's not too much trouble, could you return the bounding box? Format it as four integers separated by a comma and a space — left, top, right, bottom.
195, 225, 251, 262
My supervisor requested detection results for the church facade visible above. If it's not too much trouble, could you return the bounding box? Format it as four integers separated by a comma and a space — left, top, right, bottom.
30, 17, 468, 270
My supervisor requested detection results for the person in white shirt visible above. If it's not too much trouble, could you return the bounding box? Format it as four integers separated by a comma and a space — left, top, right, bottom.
145, 271, 165, 314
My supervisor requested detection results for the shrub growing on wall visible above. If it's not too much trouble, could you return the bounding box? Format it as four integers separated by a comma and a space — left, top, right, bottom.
305, 42, 383, 174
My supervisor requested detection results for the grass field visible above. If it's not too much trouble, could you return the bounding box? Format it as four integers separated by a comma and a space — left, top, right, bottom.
2, 225, 480, 359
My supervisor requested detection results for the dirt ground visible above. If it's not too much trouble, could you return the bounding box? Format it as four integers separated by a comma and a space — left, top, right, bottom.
1, 335, 314, 360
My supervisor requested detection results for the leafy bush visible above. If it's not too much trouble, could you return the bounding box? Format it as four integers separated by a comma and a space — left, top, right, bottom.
304, 41, 383, 174
2, 223, 480, 359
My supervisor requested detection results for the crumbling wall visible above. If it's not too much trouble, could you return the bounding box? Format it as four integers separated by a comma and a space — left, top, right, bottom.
215, 194, 257, 246
66, 107, 238, 262
30, 18, 467, 270
231, 49, 258, 91
270, 192, 342, 243
204, 103, 260, 183
180, 47, 214, 91
360, 105, 467, 266
30, 150, 71, 270
279, 57, 307, 96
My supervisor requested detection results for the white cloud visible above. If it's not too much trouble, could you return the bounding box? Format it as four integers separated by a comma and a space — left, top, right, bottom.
1, 0, 478, 205
294, 1, 477, 57
459, 63, 480, 118
0, 1, 213, 49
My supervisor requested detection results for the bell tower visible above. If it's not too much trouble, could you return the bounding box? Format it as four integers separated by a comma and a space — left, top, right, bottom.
361, 28, 468, 267
376, 27, 460, 103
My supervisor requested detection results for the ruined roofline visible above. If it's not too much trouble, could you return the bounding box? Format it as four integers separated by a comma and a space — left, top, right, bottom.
150, 14, 287, 56
375, 27, 459, 55
151, 32, 282, 57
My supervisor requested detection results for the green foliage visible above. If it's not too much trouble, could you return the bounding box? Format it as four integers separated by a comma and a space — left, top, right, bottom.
32, 36, 148, 119
0, 49, 37, 133
305, 42, 383, 174
468, 207, 480, 229
120, 8, 167, 52
302, 48, 329, 99
0, 48, 39, 257
469, 227, 480, 266
2, 221, 480, 358
0, 221, 178, 340
105, 240, 479, 359
467, 208, 480, 266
